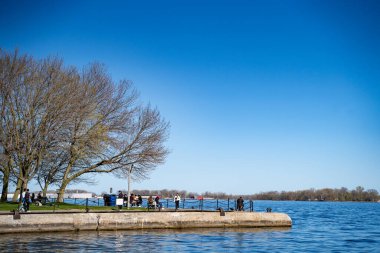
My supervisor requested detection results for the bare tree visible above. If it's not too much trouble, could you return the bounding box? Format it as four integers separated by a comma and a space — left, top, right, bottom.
0, 49, 86, 202
55, 64, 170, 202
0, 49, 35, 202
0, 49, 170, 203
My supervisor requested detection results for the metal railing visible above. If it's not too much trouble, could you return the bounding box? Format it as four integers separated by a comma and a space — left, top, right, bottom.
54, 198, 255, 212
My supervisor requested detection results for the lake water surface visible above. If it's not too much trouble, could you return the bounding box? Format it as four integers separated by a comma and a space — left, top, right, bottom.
0, 201, 379, 252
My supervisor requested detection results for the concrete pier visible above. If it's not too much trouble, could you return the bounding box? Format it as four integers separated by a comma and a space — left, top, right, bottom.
0, 211, 292, 234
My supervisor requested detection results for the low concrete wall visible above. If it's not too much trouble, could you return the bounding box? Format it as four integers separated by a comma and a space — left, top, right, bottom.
0, 211, 292, 234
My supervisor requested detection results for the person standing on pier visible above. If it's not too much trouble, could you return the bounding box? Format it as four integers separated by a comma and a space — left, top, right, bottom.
237, 197, 244, 211
24, 189, 31, 211
174, 193, 181, 210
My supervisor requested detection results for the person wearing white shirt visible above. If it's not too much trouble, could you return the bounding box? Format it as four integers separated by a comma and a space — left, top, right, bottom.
174, 193, 181, 210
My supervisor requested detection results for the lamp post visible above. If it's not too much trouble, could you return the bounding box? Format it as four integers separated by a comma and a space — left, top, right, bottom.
127, 164, 133, 209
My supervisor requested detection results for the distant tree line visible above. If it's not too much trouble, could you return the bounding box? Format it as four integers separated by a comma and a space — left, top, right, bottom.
0, 49, 170, 203
122, 186, 379, 202
251, 186, 379, 202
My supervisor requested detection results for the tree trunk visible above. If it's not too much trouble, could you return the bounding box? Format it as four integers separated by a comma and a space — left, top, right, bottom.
1, 156, 11, 202
42, 181, 49, 198
12, 178, 23, 202
0, 170, 9, 202
57, 181, 69, 203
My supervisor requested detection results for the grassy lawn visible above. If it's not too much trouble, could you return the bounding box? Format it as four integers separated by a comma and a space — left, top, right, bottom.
0, 202, 147, 212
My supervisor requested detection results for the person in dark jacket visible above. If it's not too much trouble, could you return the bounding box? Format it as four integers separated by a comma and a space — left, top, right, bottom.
155, 195, 162, 210
237, 196, 244, 211
24, 189, 31, 211
138, 195, 143, 207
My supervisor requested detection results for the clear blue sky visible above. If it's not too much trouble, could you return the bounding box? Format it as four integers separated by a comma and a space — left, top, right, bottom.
1, 0, 379, 195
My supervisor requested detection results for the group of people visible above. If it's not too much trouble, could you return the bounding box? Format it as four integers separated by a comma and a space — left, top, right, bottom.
112, 192, 245, 211
114, 191, 182, 210
21, 189, 44, 211
20, 189, 245, 212
146, 193, 182, 210
117, 191, 143, 207
147, 195, 162, 209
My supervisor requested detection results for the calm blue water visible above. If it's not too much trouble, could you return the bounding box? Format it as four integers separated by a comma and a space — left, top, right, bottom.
0, 201, 379, 252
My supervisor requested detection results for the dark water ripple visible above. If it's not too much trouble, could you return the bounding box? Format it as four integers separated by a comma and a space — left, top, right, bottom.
0, 201, 379, 252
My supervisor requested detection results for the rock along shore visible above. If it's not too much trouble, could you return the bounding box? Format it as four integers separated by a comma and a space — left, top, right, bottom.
0, 211, 292, 234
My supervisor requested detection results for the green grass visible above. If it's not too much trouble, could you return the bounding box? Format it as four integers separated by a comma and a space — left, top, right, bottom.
0, 202, 147, 212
